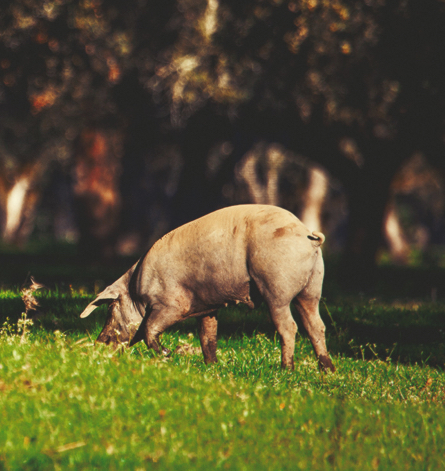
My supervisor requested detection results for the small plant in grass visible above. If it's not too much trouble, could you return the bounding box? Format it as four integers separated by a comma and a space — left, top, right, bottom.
0, 313, 34, 344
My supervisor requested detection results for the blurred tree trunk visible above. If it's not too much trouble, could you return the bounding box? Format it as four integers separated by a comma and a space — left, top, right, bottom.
299, 166, 329, 233
235, 143, 285, 206
340, 138, 407, 291
172, 106, 232, 227
383, 204, 410, 264
72, 128, 123, 260
0, 160, 47, 245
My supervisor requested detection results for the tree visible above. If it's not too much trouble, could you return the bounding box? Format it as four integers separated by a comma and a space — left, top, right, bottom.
2, 0, 445, 287
0, 0, 177, 256
152, 0, 445, 289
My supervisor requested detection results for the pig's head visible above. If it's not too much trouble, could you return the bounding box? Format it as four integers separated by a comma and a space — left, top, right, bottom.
80, 272, 143, 347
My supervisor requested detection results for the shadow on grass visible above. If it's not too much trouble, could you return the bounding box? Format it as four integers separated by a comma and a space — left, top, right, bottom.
1, 291, 444, 369
0, 240, 136, 289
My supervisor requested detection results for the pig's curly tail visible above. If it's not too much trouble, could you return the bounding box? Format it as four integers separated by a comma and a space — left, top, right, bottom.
307, 231, 325, 247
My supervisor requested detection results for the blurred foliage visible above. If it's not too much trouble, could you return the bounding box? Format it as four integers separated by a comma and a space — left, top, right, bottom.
1, 0, 152, 168
2, 0, 445, 162
2, 1, 445, 281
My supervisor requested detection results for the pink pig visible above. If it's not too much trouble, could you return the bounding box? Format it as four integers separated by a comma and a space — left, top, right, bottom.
80, 204, 335, 372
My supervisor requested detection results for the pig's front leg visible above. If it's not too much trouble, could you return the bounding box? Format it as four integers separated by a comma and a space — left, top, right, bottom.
136, 307, 183, 355
198, 312, 218, 364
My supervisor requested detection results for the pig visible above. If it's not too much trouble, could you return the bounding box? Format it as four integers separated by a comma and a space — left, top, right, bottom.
80, 204, 335, 372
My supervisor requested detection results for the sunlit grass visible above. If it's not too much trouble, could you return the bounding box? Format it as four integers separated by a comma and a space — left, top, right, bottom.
1, 288, 445, 469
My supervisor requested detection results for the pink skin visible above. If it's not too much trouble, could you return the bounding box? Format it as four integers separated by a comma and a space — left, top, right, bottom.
80, 205, 335, 373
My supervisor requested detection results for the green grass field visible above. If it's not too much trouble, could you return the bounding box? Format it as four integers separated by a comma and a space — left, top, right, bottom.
1, 243, 445, 470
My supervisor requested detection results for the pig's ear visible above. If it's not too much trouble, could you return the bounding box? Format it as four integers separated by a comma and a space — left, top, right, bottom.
79, 282, 123, 318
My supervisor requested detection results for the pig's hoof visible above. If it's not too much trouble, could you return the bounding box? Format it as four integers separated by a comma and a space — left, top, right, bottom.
318, 355, 336, 373
280, 359, 295, 371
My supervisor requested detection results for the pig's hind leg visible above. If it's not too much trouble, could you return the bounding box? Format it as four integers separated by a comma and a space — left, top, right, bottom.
292, 255, 335, 373
248, 274, 298, 369
293, 295, 335, 372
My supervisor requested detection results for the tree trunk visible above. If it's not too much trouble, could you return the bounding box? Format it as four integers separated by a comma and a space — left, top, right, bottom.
235, 142, 285, 206
340, 140, 406, 292
72, 128, 123, 260
0, 160, 47, 245
383, 203, 409, 264
300, 166, 329, 233
172, 107, 232, 227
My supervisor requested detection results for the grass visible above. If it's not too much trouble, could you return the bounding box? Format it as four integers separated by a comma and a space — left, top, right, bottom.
1, 283, 445, 470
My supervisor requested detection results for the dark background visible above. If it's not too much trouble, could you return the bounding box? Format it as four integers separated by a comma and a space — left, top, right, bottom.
2, 0, 445, 295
